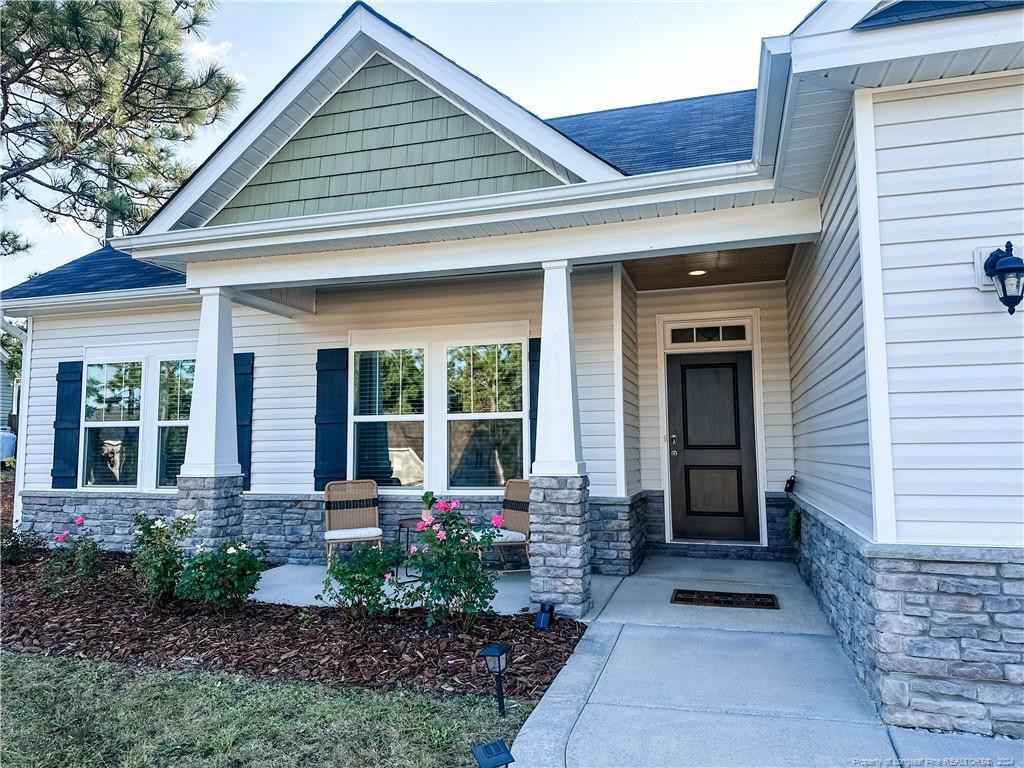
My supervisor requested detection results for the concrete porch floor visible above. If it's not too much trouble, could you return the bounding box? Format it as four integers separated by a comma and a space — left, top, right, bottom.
512, 556, 1022, 768
251, 564, 623, 620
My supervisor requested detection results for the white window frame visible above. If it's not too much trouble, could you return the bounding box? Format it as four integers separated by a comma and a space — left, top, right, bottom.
79, 341, 196, 493
348, 322, 530, 496
350, 344, 428, 489
154, 358, 196, 489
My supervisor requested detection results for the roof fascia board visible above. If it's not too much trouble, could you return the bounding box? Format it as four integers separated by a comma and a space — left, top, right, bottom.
116, 167, 771, 264
1, 286, 197, 317
143, 17, 364, 235
181, 198, 822, 291
751, 37, 792, 173
144, 4, 621, 235
361, 12, 622, 183
790, 7, 1024, 72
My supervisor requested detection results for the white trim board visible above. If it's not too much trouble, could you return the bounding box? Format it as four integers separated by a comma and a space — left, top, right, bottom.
852, 88, 898, 544
12, 317, 32, 526
654, 308, 770, 548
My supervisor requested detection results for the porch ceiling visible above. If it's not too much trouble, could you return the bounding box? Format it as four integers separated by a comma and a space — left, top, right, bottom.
623, 244, 793, 291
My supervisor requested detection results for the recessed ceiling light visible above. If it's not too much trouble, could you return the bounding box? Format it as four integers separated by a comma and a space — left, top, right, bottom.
688, 269, 707, 276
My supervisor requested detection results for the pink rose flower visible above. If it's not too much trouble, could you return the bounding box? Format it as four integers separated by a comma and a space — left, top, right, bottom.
409, 545, 418, 554
432, 523, 441, 532
416, 520, 427, 532
54, 531, 70, 543
74, 516, 85, 526
436, 500, 451, 513
451, 499, 461, 509
436, 530, 447, 541
491, 514, 505, 528
423, 514, 435, 526
384, 572, 392, 583
469, 517, 477, 524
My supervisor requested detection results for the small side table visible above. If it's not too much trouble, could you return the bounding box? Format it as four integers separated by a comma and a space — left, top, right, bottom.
397, 517, 423, 584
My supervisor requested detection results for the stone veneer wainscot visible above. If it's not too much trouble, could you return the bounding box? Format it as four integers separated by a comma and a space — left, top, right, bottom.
795, 496, 1024, 738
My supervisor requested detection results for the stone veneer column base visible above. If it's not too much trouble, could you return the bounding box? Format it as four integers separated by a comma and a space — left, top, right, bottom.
177, 475, 244, 549
795, 496, 1024, 738
589, 492, 647, 576
529, 475, 592, 618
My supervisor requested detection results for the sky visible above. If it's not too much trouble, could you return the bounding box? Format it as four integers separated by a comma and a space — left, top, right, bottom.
0, 0, 817, 291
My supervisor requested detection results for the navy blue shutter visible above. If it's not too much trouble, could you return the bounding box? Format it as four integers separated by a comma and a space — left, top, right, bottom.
314, 348, 349, 491
528, 338, 541, 467
234, 353, 255, 491
51, 361, 83, 489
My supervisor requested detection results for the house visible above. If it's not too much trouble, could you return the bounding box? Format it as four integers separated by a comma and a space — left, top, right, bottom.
2, 0, 1022, 736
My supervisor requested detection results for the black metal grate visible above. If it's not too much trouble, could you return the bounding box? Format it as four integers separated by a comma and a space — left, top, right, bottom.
670, 588, 780, 610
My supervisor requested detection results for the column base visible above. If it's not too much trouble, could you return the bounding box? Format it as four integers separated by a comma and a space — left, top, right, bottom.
178, 475, 244, 550
529, 474, 592, 619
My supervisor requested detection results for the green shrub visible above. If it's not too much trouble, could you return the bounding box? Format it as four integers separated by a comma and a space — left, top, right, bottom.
131, 512, 196, 603
41, 518, 100, 593
0, 525, 45, 565
787, 507, 801, 542
176, 541, 267, 610
319, 541, 406, 618
404, 500, 500, 629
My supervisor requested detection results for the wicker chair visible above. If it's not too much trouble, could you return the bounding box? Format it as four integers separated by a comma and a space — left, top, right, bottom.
323, 480, 383, 560
491, 479, 531, 571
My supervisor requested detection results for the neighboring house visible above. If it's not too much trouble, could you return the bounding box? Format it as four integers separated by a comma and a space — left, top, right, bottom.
2, 0, 1022, 736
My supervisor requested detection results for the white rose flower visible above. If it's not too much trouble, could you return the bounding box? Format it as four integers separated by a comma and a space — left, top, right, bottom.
227, 546, 237, 555
153, 519, 167, 529
239, 543, 248, 550
179, 513, 196, 522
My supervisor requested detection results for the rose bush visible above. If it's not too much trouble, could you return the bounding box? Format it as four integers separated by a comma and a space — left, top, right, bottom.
176, 540, 267, 610
41, 516, 99, 593
131, 511, 196, 603
405, 497, 500, 629
0, 525, 45, 566
319, 541, 406, 618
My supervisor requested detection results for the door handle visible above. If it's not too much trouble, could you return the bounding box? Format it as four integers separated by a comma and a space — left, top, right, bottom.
670, 449, 678, 457
670, 434, 678, 445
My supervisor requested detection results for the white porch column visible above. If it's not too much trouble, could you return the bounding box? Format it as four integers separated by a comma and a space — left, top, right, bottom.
531, 260, 586, 476
179, 287, 241, 478
529, 259, 591, 619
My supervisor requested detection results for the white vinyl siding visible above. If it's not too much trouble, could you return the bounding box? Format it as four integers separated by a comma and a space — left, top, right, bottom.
636, 282, 794, 492
871, 73, 1024, 547
620, 272, 642, 495
21, 267, 619, 496
787, 117, 874, 538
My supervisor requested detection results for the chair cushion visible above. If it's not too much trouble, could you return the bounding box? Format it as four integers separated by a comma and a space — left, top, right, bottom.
324, 527, 383, 542
474, 529, 527, 543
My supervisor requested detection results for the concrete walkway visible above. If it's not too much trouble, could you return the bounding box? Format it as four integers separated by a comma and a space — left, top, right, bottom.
512, 556, 1022, 768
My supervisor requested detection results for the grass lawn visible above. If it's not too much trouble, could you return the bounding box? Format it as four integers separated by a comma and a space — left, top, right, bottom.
0, 652, 530, 768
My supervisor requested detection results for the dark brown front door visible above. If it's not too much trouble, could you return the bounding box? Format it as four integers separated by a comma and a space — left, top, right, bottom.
667, 351, 758, 541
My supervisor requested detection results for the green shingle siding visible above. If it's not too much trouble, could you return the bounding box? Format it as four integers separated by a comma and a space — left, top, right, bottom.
209, 56, 562, 225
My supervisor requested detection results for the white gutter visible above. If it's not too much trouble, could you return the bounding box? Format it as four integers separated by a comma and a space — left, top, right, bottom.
1, 285, 197, 317
114, 159, 766, 256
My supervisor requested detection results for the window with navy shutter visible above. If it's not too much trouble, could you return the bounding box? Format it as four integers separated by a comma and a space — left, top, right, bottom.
314, 348, 349, 491
234, 352, 255, 491
51, 361, 84, 489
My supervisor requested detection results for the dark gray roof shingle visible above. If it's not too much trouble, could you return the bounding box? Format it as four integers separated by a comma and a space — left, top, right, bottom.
546, 90, 756, 176
853, 0, 1024, 30
1, 244, 184, 301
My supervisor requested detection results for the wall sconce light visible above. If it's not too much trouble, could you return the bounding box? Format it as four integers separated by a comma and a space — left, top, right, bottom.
984, 241, 1023, 315
480, 642, 511, 716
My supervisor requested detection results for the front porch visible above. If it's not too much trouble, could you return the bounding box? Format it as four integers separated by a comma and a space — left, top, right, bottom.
252, 563, 623, 620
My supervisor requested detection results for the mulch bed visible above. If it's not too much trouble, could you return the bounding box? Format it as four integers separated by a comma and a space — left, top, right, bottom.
1, 553, 585, 699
